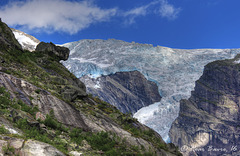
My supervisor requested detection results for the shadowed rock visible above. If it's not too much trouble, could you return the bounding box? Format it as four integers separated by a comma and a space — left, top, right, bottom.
80, 70, 161, 114
169, 54, 240, 156
0, 19, 22, 50
36, 42, 70, 61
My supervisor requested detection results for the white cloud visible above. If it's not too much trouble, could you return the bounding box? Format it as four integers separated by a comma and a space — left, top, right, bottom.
125, 5, 148, 17
0, 0, 117, 34
158, 0, 181, 20
123, 0, 181, 24
0, 0, 181, 33
123, 1, 157, 25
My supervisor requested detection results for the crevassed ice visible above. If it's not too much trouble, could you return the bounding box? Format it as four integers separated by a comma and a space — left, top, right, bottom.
62, 39, 240, 142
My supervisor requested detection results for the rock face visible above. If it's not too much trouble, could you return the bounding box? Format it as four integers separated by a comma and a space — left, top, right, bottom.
169, 55, 240, 156
36, 42, 70, 61
21, 140, 65, 156
80, 71, 161, 113
0, 136, 65, 156
0, 19, 22, 50
0, 72, 89, 131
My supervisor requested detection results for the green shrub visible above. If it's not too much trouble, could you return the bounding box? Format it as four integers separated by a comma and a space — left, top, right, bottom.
69, 128, 83, 144
15, 118, 68, 154
43, 111, 68, 132
2, 143, 15, 155
87, 131, 116, 152
17, 100, 39, 116
0, 125, 9, 134
0, 87, 11, 109
105, 148, 119, 156
43, 114, 59, 130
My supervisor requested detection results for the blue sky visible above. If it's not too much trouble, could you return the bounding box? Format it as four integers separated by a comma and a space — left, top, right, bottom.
0, 0, 240, 49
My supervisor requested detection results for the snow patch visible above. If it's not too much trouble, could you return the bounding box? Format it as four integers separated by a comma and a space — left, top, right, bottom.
93, 80, 101, 89
11, 29, 40, 51
5, 126, 19, 135
234, 59, 240, 64
13, 32, 38, 47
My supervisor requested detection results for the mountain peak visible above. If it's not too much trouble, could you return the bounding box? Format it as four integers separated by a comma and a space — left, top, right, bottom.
11, 28, 40, 52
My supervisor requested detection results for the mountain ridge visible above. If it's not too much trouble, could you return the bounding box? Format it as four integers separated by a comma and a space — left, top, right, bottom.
0, 18, 181, 155
9, 28, 240, 142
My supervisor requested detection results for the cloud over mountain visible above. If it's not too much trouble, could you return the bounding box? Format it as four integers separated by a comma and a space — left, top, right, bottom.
158, 0, 181, 20
0, 0, 181, 34
0, 0, 117, 34
123, 0, 181, 24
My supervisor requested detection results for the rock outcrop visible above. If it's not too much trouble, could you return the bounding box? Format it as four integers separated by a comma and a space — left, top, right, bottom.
80, 71, 161, 114
36, 42, 70, 61
0, 136, 65, 156
169, 54, 240, 156
0, 72, 88, 131
0, 18, 22, 50
34, 41, 87, 101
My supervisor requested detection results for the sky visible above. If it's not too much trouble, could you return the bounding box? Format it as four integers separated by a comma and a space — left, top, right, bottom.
0, 0, 240, 49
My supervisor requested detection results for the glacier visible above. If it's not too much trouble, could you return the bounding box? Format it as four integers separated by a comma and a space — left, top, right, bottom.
62, 39, 240, 142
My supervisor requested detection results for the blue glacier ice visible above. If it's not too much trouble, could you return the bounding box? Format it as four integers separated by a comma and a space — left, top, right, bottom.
61, 39, 240, 142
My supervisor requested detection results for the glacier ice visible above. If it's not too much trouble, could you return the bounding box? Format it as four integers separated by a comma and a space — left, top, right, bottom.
62, 39, 240, 142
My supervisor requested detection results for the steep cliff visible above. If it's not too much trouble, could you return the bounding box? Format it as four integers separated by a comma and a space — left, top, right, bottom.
0, 19, 181, 155
80, 71, 161, 114
0, 18, 22, 51
169, 55, 240, 156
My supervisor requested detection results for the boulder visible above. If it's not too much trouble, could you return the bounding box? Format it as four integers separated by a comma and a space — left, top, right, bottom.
69, 151, 82, 156
36, 42, 70, 61
61, 85, 87, 102
21, 140, 65, 156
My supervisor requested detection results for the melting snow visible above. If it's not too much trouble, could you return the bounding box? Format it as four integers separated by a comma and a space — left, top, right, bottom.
13, 32, 38, 47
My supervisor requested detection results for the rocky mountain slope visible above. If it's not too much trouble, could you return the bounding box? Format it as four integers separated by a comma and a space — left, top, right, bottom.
169, 55, 240, 156
80, 70, 161, 114
0, 19, 181, 155
62, 38, 240, 141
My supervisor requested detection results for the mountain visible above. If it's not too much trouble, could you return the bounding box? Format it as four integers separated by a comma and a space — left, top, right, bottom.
0, 19, 181, 155
169, 55, 240, 156
11, 28, 40, 51
80, 70, 161, 114
61, 39, 240, 141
